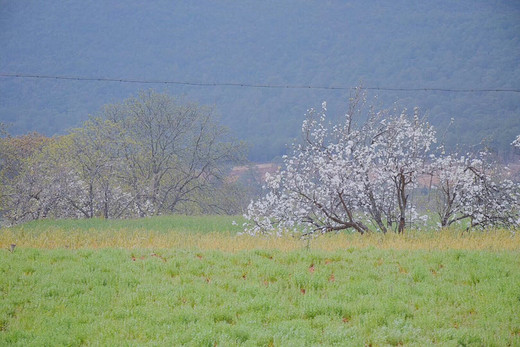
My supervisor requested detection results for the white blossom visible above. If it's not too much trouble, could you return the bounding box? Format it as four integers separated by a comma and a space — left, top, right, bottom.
245, 98, 436, 236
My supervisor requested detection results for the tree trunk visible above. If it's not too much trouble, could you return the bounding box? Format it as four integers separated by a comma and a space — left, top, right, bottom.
396, 173, 408, 234
398, 216, 405, 234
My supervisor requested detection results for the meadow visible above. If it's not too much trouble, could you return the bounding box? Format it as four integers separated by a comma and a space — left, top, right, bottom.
1, 216, 520, 346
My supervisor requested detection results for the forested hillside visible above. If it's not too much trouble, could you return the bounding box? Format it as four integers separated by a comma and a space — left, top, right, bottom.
1, 1, 519, 161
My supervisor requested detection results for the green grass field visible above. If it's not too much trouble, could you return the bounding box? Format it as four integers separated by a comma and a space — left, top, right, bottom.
1, 216, 520, 346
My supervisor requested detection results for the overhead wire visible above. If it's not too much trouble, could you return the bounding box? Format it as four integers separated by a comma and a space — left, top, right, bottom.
1, 73, 520, 93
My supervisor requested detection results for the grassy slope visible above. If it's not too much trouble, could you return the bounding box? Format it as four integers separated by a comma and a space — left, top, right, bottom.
0, 216, 519, 345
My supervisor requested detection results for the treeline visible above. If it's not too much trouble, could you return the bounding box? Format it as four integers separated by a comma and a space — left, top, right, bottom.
0, 91, 249, 225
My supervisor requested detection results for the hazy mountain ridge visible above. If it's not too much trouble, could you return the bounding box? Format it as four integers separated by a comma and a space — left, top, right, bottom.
1, 0, 519, 160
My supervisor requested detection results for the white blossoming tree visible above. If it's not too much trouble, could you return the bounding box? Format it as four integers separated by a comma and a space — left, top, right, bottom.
430, 152, 520, 229
245, 97, 520, 237
513, 135, 520, 149
245, 95, 435, 236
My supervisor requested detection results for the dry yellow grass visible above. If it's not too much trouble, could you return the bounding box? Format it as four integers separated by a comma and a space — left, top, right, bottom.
1, 226, 518, 251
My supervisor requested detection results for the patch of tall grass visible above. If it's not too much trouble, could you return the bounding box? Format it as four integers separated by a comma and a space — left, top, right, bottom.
0, 215, 518, 251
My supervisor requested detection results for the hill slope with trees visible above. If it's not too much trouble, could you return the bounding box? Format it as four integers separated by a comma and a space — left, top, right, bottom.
1, 0, 519, 161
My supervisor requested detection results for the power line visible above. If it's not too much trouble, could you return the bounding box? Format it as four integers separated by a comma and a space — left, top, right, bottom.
2, 72, 520, 93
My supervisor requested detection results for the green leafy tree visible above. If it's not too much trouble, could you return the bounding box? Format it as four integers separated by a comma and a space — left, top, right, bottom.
69, 118, 132, 218
0, 131, 52, 221
104, 90, 246, 216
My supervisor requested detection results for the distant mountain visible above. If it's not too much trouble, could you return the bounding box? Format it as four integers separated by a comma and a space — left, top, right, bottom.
1, 0, 519, 161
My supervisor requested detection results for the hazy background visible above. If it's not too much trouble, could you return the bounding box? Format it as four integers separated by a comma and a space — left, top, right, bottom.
1, 0, 519, 161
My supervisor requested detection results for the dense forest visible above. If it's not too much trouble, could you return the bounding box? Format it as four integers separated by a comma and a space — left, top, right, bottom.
1, 1, 519, 161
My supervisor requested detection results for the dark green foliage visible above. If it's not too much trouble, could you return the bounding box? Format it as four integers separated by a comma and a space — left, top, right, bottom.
1, 1, 519, 161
